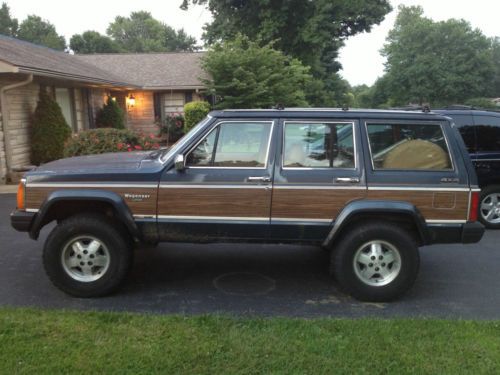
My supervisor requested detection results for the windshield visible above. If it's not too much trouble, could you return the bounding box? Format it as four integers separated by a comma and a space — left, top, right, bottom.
159, 116, 212, 163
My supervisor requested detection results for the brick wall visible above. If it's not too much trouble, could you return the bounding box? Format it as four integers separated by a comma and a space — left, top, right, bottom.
0, 112, 6, 184
126, 91, 157, 135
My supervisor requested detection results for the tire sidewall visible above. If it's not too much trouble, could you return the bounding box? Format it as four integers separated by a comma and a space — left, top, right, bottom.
44, 216, 131, 297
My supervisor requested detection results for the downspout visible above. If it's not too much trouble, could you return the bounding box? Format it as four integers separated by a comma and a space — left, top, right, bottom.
0, 74, 34, 176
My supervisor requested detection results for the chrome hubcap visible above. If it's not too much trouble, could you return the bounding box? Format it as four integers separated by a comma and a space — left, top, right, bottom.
353, 240, 402, 287
480, 193, 500, 224
61, 236, 110, 282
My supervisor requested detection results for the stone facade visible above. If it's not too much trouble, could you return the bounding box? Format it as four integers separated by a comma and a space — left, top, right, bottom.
126, 91, 157, 135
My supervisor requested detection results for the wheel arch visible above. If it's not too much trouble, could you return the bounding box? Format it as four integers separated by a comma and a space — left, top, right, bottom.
29, 190, 141, 241
322, 200, 429, 248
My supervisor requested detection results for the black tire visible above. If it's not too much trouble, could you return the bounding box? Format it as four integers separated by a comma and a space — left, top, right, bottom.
43, 214, 133, 297
478, 185, 500, 229
330, 222, 420, 302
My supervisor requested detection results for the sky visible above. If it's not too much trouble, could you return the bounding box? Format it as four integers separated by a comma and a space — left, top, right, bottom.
7, 0, 500, 87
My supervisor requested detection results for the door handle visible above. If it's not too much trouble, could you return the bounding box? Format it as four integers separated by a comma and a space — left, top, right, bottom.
248, 176, 271, 183
335, 177, 360, 183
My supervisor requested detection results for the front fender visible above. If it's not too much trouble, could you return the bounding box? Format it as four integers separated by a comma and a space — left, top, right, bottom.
322, 200, 429, 248
29, 189, 140, 240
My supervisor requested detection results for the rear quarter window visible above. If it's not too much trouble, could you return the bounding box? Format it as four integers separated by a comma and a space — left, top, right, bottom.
366, 123, 452, 170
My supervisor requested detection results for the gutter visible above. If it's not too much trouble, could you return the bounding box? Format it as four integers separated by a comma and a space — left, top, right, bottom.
0, 74, 34, 178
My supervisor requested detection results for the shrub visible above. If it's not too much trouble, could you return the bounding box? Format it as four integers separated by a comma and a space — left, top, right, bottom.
31, 90, 72, 165
64, 128, 161, 157
95, 95, 125, 129
184, 101, 210, 132
158, 113, 185, 143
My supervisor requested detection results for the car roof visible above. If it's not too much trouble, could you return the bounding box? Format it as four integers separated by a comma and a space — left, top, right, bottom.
210, 108, 448, 121
434, 109, 500, 117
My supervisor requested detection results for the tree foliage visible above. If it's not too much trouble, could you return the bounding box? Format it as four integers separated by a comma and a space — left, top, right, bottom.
202, 35, 311, 109
381, 5, 495, 106
31, 90, 72, 165
184, 101, 211, 131
70, 31, 119, 53
0, 2, 17, 36
105, 11, 198, 53
17, 15, 66, 50
181, 0, 391, 106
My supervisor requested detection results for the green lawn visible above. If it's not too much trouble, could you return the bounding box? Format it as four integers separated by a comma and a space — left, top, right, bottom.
1, 308, 500, 374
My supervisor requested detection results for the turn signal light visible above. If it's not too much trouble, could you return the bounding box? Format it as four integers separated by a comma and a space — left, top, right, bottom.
469, 191, 479, 222
17, 180, 25, 210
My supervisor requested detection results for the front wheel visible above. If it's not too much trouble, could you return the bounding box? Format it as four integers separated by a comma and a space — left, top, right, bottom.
43, 214, 133, 297
330, 222, 420, 302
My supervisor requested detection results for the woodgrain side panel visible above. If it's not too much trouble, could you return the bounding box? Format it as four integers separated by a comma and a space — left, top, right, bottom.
26, 187, 158, 216
158, 188, 271, 217
367, 190, 469, 220
271, 189, 366, 220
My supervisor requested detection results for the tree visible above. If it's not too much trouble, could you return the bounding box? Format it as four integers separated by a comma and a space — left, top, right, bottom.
202, 35, 311, 109
31, 90, 72, 165
70, 31, 119, 53
491, 37, 500, 97
106, 11, 198, 52
17, 15, 65, 50
181, 0, 391, 105
381, 6, 495, 106
0, 2, 17, 36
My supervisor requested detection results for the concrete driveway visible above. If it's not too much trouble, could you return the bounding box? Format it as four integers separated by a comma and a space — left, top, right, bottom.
1, 193, 499, 318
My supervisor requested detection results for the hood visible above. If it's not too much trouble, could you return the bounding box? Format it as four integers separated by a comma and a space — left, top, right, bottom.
34, 151, 154, 173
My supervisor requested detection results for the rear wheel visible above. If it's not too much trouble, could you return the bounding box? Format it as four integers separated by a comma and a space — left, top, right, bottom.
330, 222, 420, 302
43, 214, 133, 297
479, 185, 500, 229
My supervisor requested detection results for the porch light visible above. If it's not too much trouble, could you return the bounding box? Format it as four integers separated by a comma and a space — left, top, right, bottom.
127, 94, 136, 108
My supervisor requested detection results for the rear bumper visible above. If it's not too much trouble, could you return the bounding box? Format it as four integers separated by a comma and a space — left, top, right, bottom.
427, 221, 484, 244
10, 210, 36, 232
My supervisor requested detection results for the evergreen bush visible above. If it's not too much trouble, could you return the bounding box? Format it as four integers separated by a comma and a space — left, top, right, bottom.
31, 90, 72, 165
184, 101, 210, 132
95, 95, 125, 129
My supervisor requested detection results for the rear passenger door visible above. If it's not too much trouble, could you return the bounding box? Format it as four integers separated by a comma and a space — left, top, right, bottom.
270, 118, 366, 242
471, 114, 500, 184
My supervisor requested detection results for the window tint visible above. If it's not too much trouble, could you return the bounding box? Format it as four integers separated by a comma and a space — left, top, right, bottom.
283, 122, 355, 168
447, 114, 475, 152
474, 115, 500, 152
186, 122, 272, 167
367, 123, 452, 170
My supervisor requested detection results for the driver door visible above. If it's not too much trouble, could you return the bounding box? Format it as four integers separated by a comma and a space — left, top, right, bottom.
157, 119, 276, 241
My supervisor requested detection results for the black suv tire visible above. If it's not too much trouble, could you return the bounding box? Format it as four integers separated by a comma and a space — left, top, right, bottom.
330, 222, 420, 302
43, 214, 133, 297
478, 185, 500, 229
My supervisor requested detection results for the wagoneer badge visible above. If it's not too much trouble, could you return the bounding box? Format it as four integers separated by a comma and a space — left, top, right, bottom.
124, 193, 151, 202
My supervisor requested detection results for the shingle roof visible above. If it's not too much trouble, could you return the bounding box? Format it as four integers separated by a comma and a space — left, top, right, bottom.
0, 35, 134, 87
75, 52, 207, 89
0, 36, 207, 89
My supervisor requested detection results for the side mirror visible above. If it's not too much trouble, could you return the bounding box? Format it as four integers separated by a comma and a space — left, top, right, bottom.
174, 154, 185, 171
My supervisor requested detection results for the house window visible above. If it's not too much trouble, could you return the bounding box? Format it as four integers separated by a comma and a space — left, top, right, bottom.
153, 93, 163, 122
55, 88, 76, 131
185, 92, 193, 104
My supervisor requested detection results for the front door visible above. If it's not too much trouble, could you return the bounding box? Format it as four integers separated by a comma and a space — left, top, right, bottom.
158, 119, 276, 241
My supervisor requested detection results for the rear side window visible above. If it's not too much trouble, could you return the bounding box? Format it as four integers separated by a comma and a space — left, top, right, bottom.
283, 122, 355, 168
474, 115, 500, 152
366, 123, 452, 170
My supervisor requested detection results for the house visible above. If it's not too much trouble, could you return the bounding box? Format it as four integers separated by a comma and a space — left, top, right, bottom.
0, 35, 207, 184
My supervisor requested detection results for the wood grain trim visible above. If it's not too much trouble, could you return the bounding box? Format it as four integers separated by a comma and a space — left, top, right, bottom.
366, 190, 469, 220
25, 187, 158, 216
271, 189, 366, 220
158, 188, 271, 217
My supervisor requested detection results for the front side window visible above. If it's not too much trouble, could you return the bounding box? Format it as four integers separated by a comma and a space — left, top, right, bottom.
186, 122, 272, 167
283, 122, 355, 168
367, 123, 452, 170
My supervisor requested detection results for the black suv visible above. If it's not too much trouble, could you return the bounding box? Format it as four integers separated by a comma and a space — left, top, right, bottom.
11, 109, 484, 301
434, 108, 500, 228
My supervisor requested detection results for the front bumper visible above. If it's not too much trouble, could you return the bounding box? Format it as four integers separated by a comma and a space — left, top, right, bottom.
427, 221, 485, 244
10, 210, 36, 232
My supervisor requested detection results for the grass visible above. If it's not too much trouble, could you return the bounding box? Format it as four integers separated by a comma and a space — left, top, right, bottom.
1, 308, 500, 374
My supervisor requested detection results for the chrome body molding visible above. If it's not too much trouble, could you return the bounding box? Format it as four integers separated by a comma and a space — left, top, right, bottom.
25, 183, 158, 189
157, 215, 269, 222
25, 208, 39, 213
159, 184, 268, 189
273, 185, 365, 190
367, 186, 470, 192
271, 217, 332, 223
425, 219, 467, 224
